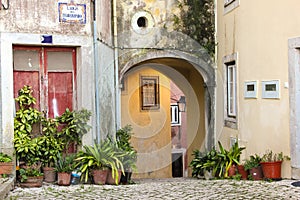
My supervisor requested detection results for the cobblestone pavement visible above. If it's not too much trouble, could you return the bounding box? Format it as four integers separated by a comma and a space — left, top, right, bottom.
4, 178, 300, 200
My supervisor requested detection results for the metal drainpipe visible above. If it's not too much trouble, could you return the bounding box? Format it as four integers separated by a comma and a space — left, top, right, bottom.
113, 0, 121, 132
213, 0, 218, 148
92, 0, 101, 143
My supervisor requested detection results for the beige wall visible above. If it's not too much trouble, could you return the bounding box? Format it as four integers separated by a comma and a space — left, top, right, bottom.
0, 0, 91, 35
216, 0, 300, 178
121, 67, 172, 178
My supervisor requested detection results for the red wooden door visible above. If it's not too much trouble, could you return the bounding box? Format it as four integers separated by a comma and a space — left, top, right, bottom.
48, 72, 73, 118
13, 46, 76, 118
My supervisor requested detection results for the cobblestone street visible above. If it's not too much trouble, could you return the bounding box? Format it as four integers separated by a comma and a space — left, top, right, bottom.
4, 178, 300, 200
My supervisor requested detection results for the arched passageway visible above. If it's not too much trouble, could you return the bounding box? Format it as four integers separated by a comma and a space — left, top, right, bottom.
119, 50, 215, 178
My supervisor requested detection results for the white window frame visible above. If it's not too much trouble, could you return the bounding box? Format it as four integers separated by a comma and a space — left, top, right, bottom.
262, 80, 280, 99
244, 81, 258, 99
227, 64, 237, 117
224, 0, 240, 14
171, 103, 181, 126
223, 53, 238, 129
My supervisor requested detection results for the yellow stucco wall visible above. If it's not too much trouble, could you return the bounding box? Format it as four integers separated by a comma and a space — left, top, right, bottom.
121, 66, 172, 178
216, 0, 300, 178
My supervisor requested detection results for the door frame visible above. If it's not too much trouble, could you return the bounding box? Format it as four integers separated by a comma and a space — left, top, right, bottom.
13, 46, 77, 117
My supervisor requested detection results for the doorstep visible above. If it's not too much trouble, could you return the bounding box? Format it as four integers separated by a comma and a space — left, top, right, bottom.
0, 176, 15, 199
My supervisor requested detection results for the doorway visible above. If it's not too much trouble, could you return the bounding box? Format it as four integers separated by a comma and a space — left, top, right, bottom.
13, 46, 76, 118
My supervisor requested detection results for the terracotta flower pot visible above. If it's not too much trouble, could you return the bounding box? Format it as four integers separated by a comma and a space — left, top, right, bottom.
43, 167, 56, 183
20, 175, 43, 188
228, 165, 236, 177
249, 166, 263, 180
237, 165, 248, 180
92, 169, 108, 185
261, 161, 282, 180
0, 162, 13, 175
106, 169, 122, 185
57, 172, 71, 186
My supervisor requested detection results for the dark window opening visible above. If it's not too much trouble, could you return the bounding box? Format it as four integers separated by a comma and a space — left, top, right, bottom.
137, 17, 147, 28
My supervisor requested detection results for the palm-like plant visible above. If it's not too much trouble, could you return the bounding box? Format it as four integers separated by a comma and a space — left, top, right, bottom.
76, 139, 125, 184
54, 153, 76, 173
218, 141, 245, 178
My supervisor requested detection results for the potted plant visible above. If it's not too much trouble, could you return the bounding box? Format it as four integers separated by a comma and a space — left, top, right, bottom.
56, 108, 92, 153
190, 148, 218, 179
55, 153, 76, 186
14, 86, 43, 170
237, 163, 249, 180
218, 141, 245, 178
116, 125, 137, 184
40, 117, 65, 183
244, 154, 263, 180
19, 164, 43, 187
260, 150, 290, 180
0, 152, 13, 176
76, 139, 124, 185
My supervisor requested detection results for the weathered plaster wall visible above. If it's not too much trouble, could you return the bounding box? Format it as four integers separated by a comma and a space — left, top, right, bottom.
98, 0, 112, 45
117, 0, 213, 72
216, 0, 300, 178
97, 42, 116, 140
0, 0, 91, 35
121, 67, 172, 178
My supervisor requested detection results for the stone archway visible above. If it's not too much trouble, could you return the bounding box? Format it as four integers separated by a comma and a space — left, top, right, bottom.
119, 49, 216, 178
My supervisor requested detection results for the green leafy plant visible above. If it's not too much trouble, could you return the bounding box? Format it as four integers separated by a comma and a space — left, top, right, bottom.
190, 148, 218, 178
190, 141, 245, 179
218, 141, 245, 178
244, 154, 262, 171
15, 85, 37, 109
0, 153, 12, 163
116, 125, 137, 171
14, 85, 91, 168
54, 153, 76, 173
261, 150, 290, 162
14, 85, 43, 166
172, 0, 215, 56
75, 139, 125, 184
231, 173, 242, 180
19, 167, 43, 183
56, 108, 92, 149
39, 118, 64, 167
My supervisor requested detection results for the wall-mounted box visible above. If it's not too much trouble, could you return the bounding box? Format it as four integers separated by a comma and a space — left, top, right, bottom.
244, 81, 257, 99
262, 80, 280, 99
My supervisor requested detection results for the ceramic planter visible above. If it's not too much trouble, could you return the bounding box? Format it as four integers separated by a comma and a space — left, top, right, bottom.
249, 166, 263, 180
237, 165, 248, 180
0, 162, 13, 175
106, 169, 122, 185
92, 169, 108, 185
261, 161, 282, 180
43, 167, 56, 183
57, 172, 71, 186
228, 165, 236, 177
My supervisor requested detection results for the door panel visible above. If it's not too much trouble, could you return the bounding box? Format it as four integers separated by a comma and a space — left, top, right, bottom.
13, 46, 76, 119
48, 72, 73, 118
13, 71, 40, 110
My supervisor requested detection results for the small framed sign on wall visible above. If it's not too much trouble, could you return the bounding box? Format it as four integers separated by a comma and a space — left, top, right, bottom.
262, 80, 280, 99
244, 81, 257, 99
